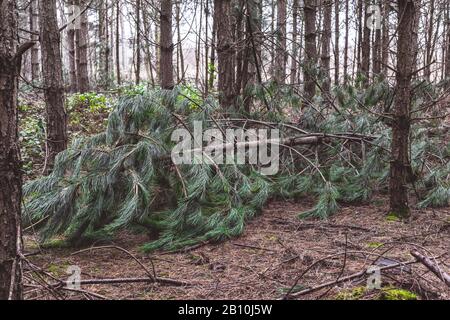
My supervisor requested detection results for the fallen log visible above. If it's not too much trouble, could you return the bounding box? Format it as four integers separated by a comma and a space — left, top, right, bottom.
410, 250, 450, 287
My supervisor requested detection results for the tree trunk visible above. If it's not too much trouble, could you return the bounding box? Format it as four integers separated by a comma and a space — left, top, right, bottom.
30, 0, 40, 81
76, 0, 89, 92
343, 0, 349, 84
389, 0, 418, 218
381, 1, 389, 74
446, 4, 450, 81
67, 1, 77, 92
0, 0, 27, 300
176, 1, 185, 84
116, 1, 121, 85
334, 0, 339, 86
275, 0, 287, 84
290, 0, 299, 85
135, 0, 141, 84
361, 0, 371, 84
214, 0, 235, 108
98, 0, 110, 88
424, 0, 435, 81
303, 0, 317, 106
39, 0, 68, 172
160, 0, 174, 89
321, 0, 332, 94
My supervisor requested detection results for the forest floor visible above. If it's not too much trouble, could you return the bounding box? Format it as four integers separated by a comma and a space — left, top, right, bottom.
24, 197, 450, 300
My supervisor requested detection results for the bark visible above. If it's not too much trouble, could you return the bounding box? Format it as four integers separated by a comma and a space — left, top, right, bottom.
67, 1, 77, 92
446, 5, 450, 81
321, 0, 332, 94
275, 0, 287, 84
290, 0, 299, 85
30, 0, 40, 81
176, 1, 185, 83
381, 1, 389, 74
214, 0, 235, 108
39, 0, 68, 172
343, 0, 349, 84
135, 0, 141, 84
116, 1, 121, 85
334, 0, 339, 86
361, 0, 371, 84
303, 0, 317, 106
389, 0, 418, 218
76, 0, 89, 92
424, 0, 435, 81
98, 0, 110, 88
0, 0, 25, 300
160, 0, 174, 89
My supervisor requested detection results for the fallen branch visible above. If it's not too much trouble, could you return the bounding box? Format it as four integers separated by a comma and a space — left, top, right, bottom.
284, 259, 419, 299
411, 250, 450, 287
61, 276, 191, 287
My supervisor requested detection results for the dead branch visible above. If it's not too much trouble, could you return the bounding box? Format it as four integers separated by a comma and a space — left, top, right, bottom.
411, 250, 450, 287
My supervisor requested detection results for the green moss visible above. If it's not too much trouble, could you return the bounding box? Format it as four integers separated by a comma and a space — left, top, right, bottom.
41, 238, 67, 249
380, 287, 418, 300
367, 241, 383, 248
335, 286, 366, 300
386, 213, 400, 222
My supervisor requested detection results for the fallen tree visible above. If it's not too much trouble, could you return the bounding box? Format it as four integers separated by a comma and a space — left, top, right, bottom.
23, 84, 450, 251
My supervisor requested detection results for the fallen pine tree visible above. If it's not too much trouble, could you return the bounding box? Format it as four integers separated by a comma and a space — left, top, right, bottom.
24, 83, 450, 251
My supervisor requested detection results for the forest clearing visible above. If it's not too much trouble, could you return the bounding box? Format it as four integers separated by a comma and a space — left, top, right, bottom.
1, 0, 450, 304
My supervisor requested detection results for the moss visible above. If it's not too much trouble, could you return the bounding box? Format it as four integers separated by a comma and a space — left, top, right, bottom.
367, 241, 383, 248
41, 238, 68, 249
380, 287, 418, 300
335, 286, 366, 300
386, 213, 400, 222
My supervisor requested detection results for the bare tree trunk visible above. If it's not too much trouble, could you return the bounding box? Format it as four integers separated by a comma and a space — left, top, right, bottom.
446, 3, 450, 81
343, 0, 349, 84
208, 6, 216, 92
98, 0, 110, 88
356, 0, 363, 75
381, 1, 389, 74
334, 0, 339, 86
361, 0, 371, 84
30, 0, 40, 81
176, 1, 184, 84
275, 0, 287, 84
67, 1, 77, 92
290, 0, 299, 85
389, 0, 418, 218
39, 0, 68, 172
76, 0, 89, 92
160, 0, 174, 89
424, 0, 435, 81
0, 0, 28, 300
214, 0, 235, 108
135, 0, 141, 84
116, 1, 121, 85
321, 0, 332, 94
304, 0, 317, 106
373, 22, 381, 76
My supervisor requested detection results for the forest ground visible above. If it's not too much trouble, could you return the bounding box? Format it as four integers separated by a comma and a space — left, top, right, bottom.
24, 197, 449, 300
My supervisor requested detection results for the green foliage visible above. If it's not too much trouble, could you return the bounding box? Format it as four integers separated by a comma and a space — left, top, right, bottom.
67, 92, 111, 113
23, 80, 450, 251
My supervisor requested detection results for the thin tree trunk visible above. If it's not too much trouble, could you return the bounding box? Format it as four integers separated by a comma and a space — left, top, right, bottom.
361, 0, 371, 84
76, 0, 89, 92
135, 0, 141, 84
424, 0, 435, 81
39, 0, 68, 172
321, 0, 332, 94
160, 0, 174, 89
290, 0, 299, 85
30, 0, 40, 81
343, 0, 349, 84
116, 1, 121, 85
176, 1, 184, 83
67, 1, 77, 92
208, 6, 216, 92
0, 0, 27, 300
381, 1, 389, 74
334, 0, 339, 86
389, 0, 418, 218
304, 0, 318, 106
275, 0, 287, 84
